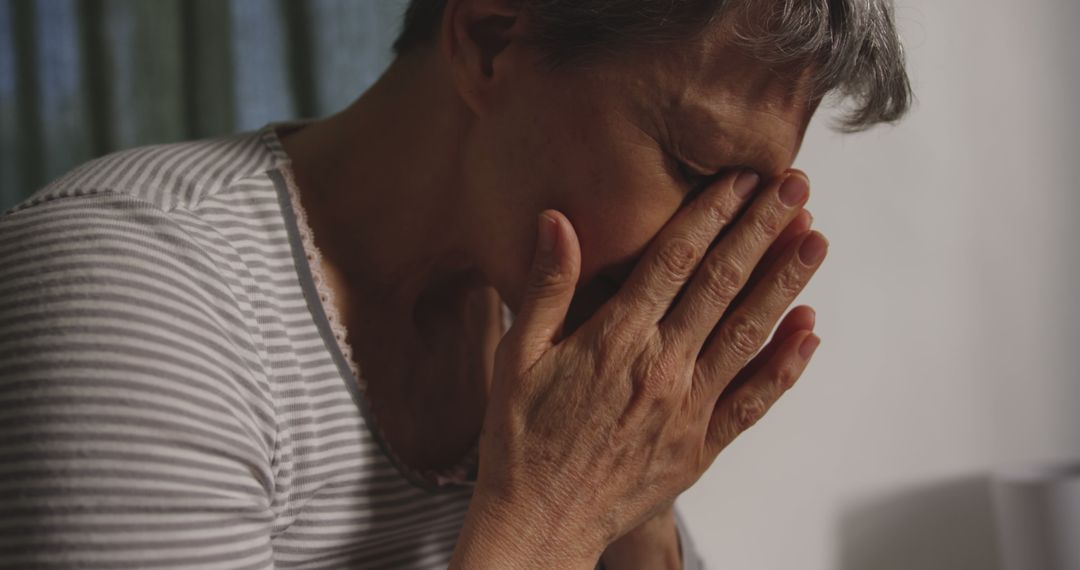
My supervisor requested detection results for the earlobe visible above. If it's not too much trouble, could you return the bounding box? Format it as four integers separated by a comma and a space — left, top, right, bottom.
441, 0, 523, 116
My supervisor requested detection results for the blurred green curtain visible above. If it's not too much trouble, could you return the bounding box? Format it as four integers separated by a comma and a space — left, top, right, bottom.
0, 0, 406, 211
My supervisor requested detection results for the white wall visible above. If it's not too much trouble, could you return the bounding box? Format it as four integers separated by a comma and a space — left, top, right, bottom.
679, 1, 1080, 568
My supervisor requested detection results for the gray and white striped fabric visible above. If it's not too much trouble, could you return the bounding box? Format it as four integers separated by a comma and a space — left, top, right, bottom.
0, 123, 704, 569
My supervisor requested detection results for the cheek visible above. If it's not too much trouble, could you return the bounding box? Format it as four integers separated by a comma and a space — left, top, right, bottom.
569, 185, 677, 283
557, 171, 683, 335
549, 135, 685, 286
474, 83, 684, 310
543, 109, 686, 284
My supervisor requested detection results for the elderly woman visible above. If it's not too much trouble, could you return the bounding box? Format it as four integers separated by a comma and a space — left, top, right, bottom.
0, 0, 911, 568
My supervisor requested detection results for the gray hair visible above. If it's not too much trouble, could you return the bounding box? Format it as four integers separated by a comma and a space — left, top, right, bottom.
393, 0, 913, 132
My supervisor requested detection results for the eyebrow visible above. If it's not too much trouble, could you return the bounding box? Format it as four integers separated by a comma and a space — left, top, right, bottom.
693, 123, 800, 179
677, 102, 803, 178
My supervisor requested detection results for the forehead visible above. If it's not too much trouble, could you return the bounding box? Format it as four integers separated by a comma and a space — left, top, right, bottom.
597, 29, 821, 177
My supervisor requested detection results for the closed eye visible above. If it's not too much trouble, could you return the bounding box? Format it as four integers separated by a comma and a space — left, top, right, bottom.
676, 160, 698, 180
673, 157, 711, 192
660, 150, 712, 192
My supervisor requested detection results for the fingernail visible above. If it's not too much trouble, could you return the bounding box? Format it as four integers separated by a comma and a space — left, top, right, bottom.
733, 170, 760, 199
538, 213, 557, 254
799, 334, 821, 360
804, 209, 814, 227
798, 232, 827, 265
779, 174, 809, 207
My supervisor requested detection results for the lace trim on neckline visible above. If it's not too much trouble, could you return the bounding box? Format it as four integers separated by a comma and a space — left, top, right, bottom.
275, 154, 480, 489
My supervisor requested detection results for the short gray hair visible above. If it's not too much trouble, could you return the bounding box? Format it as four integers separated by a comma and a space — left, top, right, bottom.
393, 0, 913, 132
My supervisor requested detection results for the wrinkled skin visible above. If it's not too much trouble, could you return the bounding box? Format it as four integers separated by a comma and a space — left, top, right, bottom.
282, 0, 830, 567
441, 9, 830, 567
453, 166, 828, 567
427, 0, 838, 564
463, 28, 822, 329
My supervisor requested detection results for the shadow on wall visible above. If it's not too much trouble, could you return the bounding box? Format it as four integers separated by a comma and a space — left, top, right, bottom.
838, 476, 1001, 570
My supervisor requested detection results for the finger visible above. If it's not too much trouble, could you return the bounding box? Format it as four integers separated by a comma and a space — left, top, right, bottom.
719, 305, 815, 401
503, 209, 582, 370
752, 210, 813, 290
704, 329, 821, 458
697, 229, 828, 398
745, 210, 813, 302
661, 171, 811, 353
722, 210, 813, 323
593, 169, 761, 335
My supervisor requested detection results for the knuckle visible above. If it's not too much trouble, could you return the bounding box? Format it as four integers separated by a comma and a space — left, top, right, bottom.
588, 308, 647, 376
590, 351, 621, 385
655, 237, 699, 281
722, 313, 764, 362
747, 209, 781, 239
773, 363, 799, 392
700, 258, 743, 305
690, 364, 713, 393
594, 306, 636, 348
633, 344, 679, 400
591, 330, 633, 378
637, 367, 671, 401
732, 393, 768, 432
774, 264, 805, 298
699, 197, 733, 227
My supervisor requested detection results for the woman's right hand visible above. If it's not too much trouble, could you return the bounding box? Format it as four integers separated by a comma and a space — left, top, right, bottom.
449, 169, 828, 569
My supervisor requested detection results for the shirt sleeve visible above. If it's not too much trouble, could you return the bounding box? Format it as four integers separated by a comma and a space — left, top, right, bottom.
593, 503, 706, 570
674, 504, 706, 569
0, 194, 277, 568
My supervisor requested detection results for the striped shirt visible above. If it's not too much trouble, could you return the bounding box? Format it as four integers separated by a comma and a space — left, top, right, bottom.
0, 122, 704, 569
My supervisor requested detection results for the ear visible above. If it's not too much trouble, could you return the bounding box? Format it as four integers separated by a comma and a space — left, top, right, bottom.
440, 0, 526, 116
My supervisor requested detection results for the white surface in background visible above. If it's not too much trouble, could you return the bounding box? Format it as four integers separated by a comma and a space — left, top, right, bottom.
678, 1, 1080, 569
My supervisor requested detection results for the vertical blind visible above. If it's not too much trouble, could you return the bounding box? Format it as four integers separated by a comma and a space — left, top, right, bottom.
0, 0, 406, 210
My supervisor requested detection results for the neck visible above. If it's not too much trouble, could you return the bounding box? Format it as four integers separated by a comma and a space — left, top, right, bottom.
281, 53, 490, 333
279, 54, 504, 471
